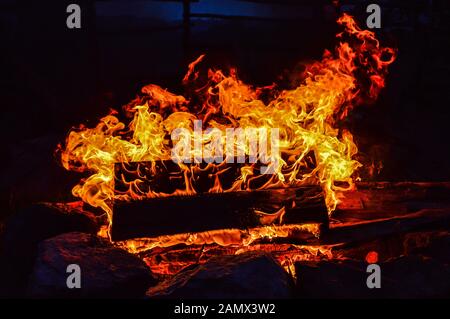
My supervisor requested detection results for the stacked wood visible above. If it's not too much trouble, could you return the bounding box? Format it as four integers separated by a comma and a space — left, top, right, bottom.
111, 186, 328, 241
111, 161, 328, 240
325, 182, 450, 244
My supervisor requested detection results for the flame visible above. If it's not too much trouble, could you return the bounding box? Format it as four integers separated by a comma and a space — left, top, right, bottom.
139, 242, 335, 277
59, 14, 395, 246
117, 223, 320, 254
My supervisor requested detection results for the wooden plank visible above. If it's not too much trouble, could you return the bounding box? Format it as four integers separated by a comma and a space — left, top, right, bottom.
111, 186, 328, 241
334, 182, 450, 223
324, 208, 450, 245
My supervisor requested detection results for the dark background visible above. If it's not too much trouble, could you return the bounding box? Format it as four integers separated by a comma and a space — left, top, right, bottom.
0, 0, 450, 224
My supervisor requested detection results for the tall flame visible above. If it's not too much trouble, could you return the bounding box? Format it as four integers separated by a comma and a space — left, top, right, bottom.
59, 14, 395, 238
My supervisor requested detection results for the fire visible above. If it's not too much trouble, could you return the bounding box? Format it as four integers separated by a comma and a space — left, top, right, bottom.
117, 223, 320, 254
132, 239, 334, 277
141, 243, 335, 277
59, 14, 395, 247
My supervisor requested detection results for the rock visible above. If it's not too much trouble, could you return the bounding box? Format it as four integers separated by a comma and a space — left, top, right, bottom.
295, 255, 450, 298
381, 255, 450, 298
335, 231, 450, 264
295, 260, 370, 298
1, 203, 100, 294
28, 232, 156, 298
147, 251, 293, 299
403, 231, 450, 264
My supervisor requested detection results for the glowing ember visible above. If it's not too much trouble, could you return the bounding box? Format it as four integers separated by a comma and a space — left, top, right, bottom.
366, 250, 379, 264
59, 14, 395, 250
117, 224, 321, 254
139, 243, 335, 277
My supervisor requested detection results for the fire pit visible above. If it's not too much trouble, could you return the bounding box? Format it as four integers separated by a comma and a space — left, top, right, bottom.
1, 1, 450, 303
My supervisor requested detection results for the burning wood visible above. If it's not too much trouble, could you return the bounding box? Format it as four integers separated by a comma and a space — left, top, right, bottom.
58, 14, 396, 243
52, 13, 398, 271
111, 182, 328, 241
111, 160, 328, 240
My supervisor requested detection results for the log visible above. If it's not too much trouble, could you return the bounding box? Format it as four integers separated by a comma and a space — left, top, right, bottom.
325, 183, 450, 245
334, 182, 450, 223
111, 186, 328, 241
112, 160, 326, 240
323, 208, 450, 245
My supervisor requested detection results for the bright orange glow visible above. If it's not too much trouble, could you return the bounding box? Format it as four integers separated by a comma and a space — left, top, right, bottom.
139, 242, 334, 277
117, 223, 320, 254
59, 14, 395, 252
366, 250, 379, 264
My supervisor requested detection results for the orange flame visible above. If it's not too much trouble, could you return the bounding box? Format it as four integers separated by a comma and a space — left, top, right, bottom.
60, 14, 395, 245
117, 223, 320, 254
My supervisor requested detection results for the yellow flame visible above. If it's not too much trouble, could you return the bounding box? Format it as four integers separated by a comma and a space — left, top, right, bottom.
116, 223, 320, 254
59, 14, 395, 243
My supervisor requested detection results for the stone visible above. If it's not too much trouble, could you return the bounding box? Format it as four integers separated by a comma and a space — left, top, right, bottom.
28, 232, 156, 298
295, 259, 370, 298
295, 255, 450, 298
147, 251, 293, 299
1, 203, 100, 295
